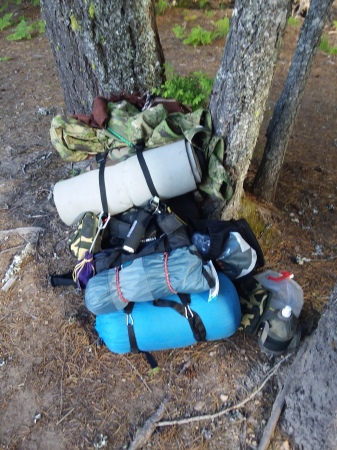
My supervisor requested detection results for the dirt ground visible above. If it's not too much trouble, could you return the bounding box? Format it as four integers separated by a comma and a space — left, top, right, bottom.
0, 3, 337, 450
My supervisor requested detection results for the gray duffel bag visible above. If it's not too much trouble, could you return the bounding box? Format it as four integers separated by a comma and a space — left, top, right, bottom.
85, 246, 215, 315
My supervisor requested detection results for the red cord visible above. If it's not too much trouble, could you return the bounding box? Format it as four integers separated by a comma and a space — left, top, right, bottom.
115, 267, 129, 304
164, 252, 177, 294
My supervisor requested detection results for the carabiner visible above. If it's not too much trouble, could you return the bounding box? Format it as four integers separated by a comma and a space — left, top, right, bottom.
126, 313, 134, 326
97, 211, 111, 230
184, 305, 194, 319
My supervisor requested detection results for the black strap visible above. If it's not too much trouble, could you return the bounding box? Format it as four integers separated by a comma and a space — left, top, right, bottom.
153, 294, 206, 342
50, 271, 76, 287
136, 144, 159, 198
124, 302, 158, 370
124, 302, 139, 353
202, 266, 216, 289
96, 151, 109, 216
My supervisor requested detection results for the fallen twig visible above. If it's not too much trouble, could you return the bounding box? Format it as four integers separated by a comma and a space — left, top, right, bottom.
294, 254, 337, 265
1, 276, 18, 292
257, 343, 308, 450
128, 398, 168, 450
56, 407, 75, 426
121, 355, 152, 393
156, 354, 292, 428
0, 227, 45, 237
0, 245, 25, 254
1, 242, 36, 288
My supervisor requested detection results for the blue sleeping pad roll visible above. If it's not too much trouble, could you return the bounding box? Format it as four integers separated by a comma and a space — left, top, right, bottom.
95, 272, 241, 354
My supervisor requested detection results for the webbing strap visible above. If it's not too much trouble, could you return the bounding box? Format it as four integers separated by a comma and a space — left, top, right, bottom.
96, 151, 109, 216
124, 302, 139, 353
124, 302, 158, 370
50, 271, 76, 287
153, 294, 206, 342
136, 144, 159, 198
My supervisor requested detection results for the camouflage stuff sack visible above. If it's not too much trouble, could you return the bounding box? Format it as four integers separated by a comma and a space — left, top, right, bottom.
50, 99, 233, 203
68, 212, 101, 261
50, 115, 123, 162
236, 277, 272, 335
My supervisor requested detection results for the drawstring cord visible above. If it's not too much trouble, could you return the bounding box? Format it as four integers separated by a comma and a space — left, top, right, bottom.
164, 252, 177, 294
115, 267, 129, 304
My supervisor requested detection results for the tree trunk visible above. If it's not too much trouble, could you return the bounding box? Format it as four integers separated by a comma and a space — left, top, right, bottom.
252, 0, 334, 203
40, 0, 165, 114
209, 0, 291, 219
282, 283, 337, 450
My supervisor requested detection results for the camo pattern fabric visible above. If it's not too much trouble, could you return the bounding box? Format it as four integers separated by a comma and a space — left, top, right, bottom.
50, 100, 233, 202
68, 212, 101, 260
237, 278, 272, 335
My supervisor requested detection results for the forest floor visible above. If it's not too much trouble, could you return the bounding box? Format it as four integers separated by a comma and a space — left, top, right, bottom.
0, 2, 337, 450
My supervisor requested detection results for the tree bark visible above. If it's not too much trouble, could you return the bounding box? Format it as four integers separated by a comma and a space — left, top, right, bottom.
40, 0, 165, 114
282, 283, 337, 450
209, 0, 291, 219
252, 0, 334, 203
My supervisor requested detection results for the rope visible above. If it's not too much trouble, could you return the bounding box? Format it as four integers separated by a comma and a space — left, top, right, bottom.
115, 267, 129, 304
163, 252, 177, 294
107, 127, 134, 148
72, 254, 95, 283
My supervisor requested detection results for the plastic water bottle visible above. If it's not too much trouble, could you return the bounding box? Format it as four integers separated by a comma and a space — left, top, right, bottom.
254, 270, 304, 317
259, 305, 300, 355
192, 232, 211, 258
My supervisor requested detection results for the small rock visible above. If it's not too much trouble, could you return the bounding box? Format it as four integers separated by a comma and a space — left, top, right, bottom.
220, 394, 229, 402
201, 428, 212, 439
93, 434, 108, 449
37, 107, 52, 116
194, 401, 205, 411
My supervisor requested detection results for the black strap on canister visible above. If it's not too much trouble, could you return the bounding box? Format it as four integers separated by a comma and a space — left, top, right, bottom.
96, 150, 109, 217
135, 143, 159, 198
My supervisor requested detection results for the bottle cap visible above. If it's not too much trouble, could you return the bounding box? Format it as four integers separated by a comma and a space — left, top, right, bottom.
282, 305, 292, 318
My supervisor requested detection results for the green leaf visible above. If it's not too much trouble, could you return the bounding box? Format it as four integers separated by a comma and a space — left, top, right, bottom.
318, 35, 337, 55
183, 26, 214, 47
214, 17, 230, 38
6, 18, 45, 41
7, 19, 31, 40
152, 63, 214, 111
0, 12, 13, 31
172, 23, 186, 39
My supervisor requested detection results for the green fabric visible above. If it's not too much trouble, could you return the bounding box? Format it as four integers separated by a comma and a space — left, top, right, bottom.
50, 100, 233, 201
68, 212, 101, 260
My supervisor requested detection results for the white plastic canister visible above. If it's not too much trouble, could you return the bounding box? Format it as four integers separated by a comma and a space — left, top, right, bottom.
53, 140, 202, 226
254, 270, 304, 317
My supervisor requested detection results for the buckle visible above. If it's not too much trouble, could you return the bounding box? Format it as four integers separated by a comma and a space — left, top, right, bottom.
184, 305, 194, 319
126, 313, 134, 326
